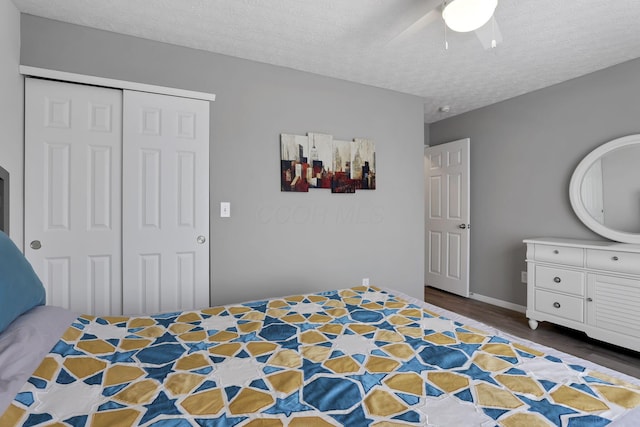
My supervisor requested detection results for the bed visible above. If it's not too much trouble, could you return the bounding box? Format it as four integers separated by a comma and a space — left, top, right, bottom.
1, 233, 640, 426
1, 284, 640, 427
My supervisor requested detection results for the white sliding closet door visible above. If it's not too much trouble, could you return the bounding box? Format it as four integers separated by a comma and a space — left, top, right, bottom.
122, 91, 210, 315
25, 78, 123, 315
25, 79, 211, 316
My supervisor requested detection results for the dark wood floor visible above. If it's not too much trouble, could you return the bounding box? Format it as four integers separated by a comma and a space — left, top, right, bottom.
424, 286, 640, 379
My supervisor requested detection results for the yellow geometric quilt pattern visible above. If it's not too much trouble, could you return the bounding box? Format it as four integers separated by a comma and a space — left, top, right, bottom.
2, 286, 639, 426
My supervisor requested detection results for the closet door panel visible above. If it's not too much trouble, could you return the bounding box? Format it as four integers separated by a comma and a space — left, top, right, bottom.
122, 90, 210, 315
25, 78, 123, 315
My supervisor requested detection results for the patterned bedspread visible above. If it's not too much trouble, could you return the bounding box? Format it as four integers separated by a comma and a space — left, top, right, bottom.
2, 286, 640, 426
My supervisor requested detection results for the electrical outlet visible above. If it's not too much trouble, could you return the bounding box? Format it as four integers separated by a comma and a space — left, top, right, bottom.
521, 271, 527, 283
362, 278, 370, 286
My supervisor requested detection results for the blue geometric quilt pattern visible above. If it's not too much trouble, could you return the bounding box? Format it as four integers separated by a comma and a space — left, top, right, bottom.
2, 286, 639, 426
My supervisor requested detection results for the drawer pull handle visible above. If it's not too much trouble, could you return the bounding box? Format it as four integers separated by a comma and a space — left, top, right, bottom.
612, 256, 619, 261
553, 277, 561, 283
553, 302, 561, 309
553, 250, 559, 254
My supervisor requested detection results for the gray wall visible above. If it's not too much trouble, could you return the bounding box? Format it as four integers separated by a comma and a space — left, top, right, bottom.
0, 1, 23, 248
424, 123, 430, 146
20, 15, 425, 305
430, 57, 640, 306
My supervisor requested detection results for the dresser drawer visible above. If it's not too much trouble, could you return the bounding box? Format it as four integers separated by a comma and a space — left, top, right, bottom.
586, 249, 640, 275
535, 265, 584, 296
534, 244, 583, 267
534, 289, 583, 323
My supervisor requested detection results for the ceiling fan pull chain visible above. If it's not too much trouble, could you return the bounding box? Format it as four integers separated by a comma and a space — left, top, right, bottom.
445, 28, 449, 50
491, 16, 497, 49
443, 1, 449, 50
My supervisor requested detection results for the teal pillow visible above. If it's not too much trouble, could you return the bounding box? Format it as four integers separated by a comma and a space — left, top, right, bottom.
0, 231, 46, 333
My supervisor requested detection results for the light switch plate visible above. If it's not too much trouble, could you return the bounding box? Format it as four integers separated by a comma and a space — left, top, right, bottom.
220, 202, 230, 218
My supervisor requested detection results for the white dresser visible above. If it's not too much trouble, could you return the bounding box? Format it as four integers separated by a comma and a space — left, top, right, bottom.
524, 237, 640, 352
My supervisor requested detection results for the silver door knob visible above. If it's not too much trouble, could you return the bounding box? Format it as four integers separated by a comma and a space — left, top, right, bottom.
30, 240, 42, 250
458, 224, 467, 229
196, 235, 206, 244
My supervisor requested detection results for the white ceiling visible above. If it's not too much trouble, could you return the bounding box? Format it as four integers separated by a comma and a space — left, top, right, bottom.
12, 0, 640, 123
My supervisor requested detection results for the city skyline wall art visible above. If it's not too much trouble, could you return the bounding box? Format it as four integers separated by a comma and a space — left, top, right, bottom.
280, 132, 376, 193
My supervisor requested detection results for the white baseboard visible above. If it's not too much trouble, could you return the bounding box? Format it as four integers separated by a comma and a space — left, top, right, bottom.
469, 292, 526, 313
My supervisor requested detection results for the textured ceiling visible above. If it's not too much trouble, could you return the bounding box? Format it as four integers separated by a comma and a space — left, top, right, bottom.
11, 0, 640, 123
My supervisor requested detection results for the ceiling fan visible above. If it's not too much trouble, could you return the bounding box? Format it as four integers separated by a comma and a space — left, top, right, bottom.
387, 0, 502, 50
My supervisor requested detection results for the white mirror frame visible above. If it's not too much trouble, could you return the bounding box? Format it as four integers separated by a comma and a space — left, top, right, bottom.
569, 134, 640, 244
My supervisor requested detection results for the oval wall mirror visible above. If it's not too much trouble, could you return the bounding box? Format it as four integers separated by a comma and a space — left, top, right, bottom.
569, 134, 640, 244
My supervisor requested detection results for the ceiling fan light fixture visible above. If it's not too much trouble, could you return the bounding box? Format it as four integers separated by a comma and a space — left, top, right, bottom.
442, 0, 498, 33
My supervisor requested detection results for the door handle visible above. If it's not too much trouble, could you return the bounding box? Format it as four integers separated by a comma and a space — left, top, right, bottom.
196, 235, 206, 244
30, 240, 42, 250
458, 224, 469, 229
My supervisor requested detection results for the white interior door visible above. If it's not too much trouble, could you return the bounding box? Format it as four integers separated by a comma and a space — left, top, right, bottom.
425, 138, 470, 297
25, 78, 123, 314
122, 90, 210, 315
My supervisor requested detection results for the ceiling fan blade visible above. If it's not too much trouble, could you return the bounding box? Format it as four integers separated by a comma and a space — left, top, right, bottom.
346, 0, 443, 49
386, 9, 441, 46
474, 16, 502, 49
